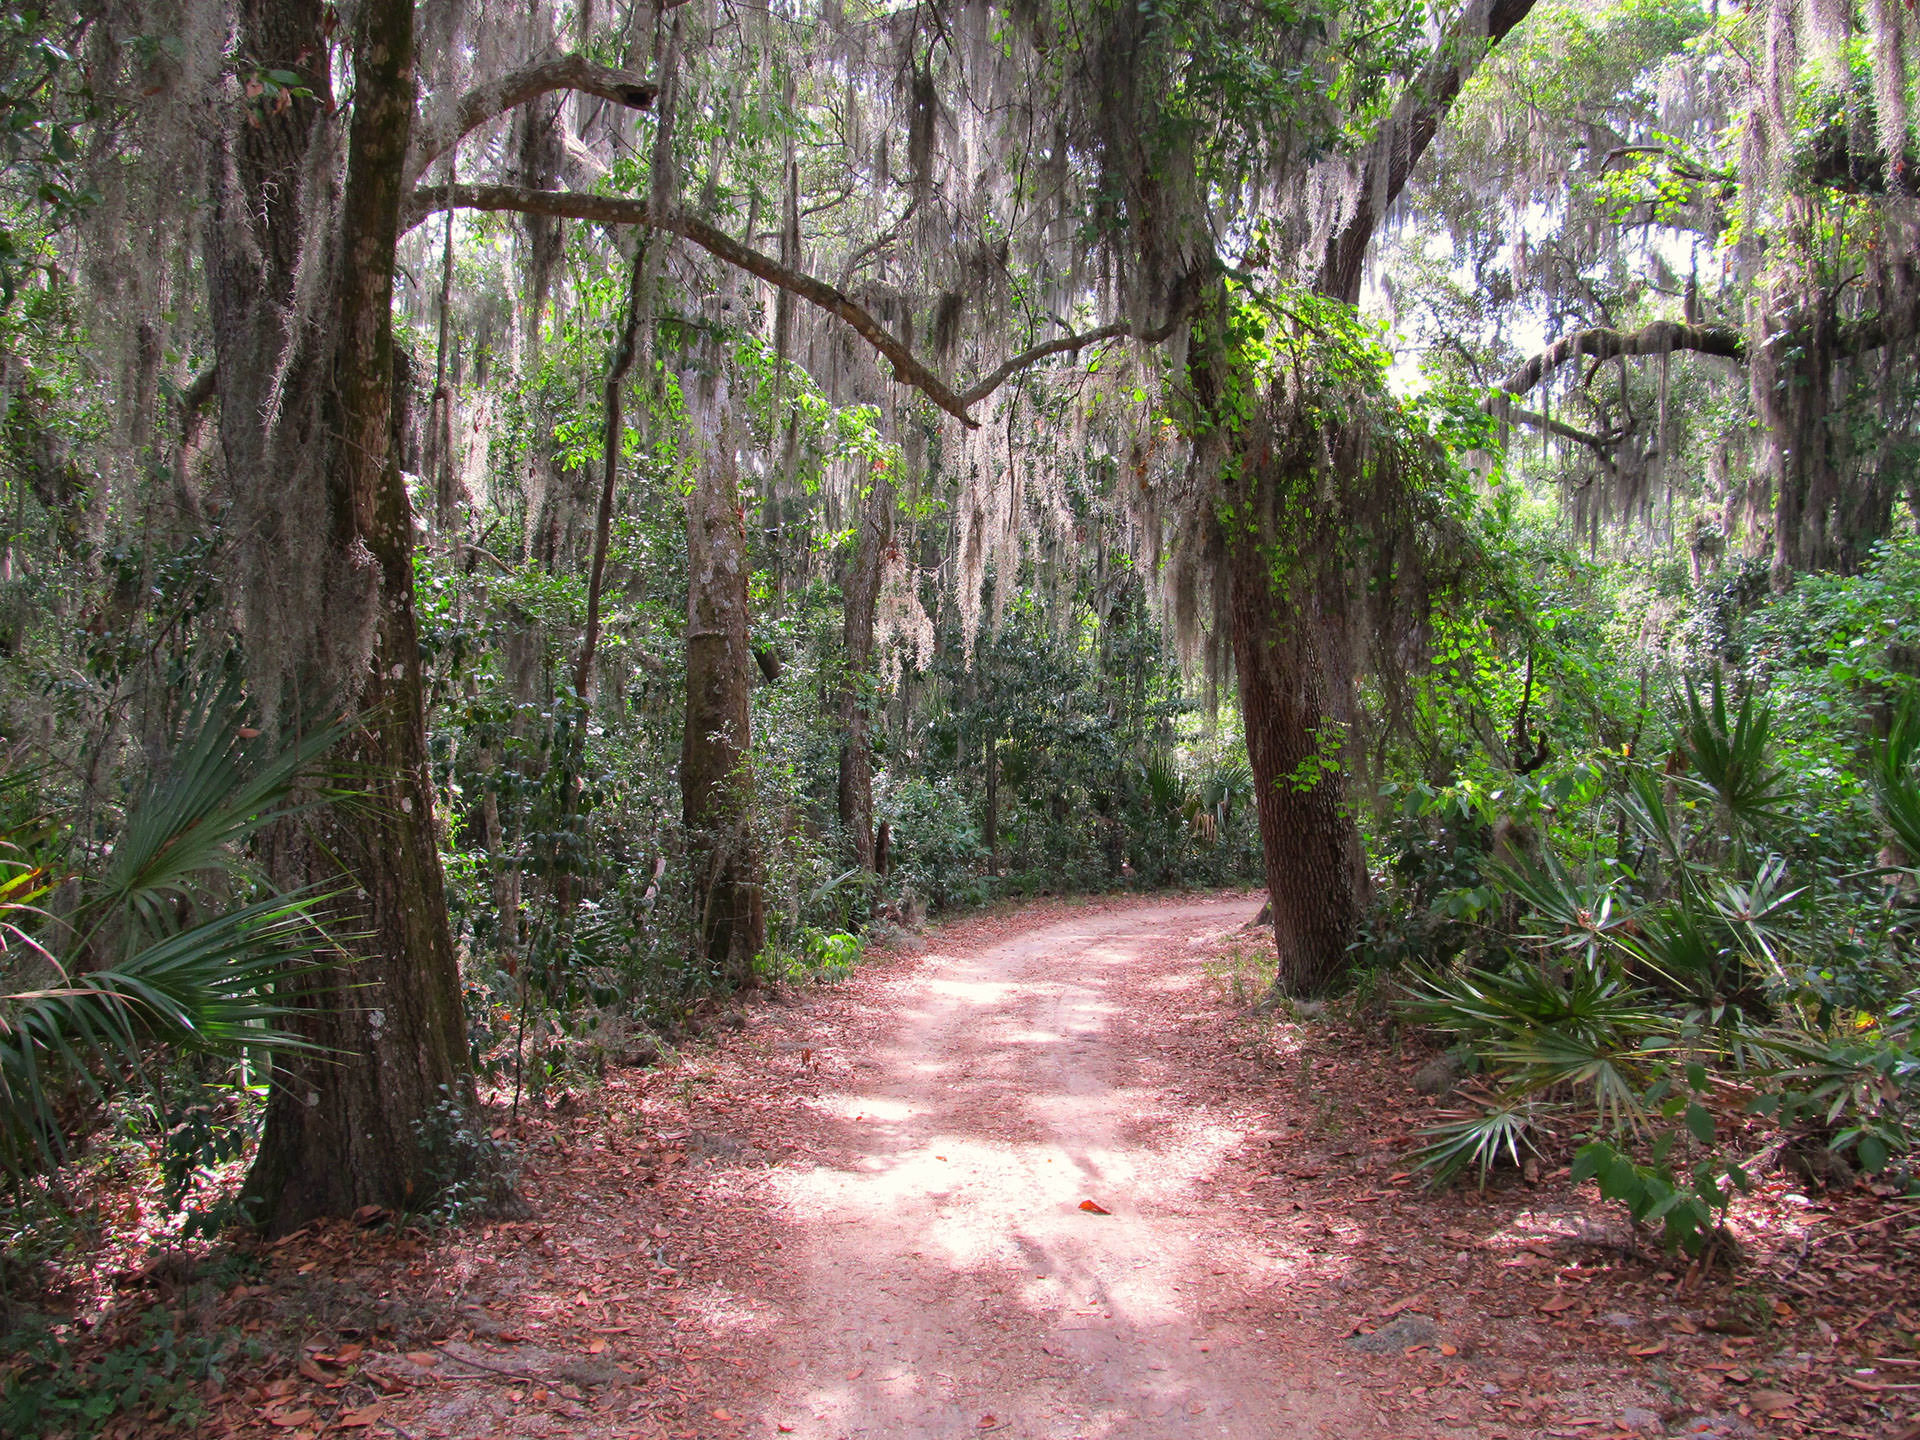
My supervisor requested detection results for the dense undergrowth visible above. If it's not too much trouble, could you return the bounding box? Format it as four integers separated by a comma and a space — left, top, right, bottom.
1362, 527, 1920, 1247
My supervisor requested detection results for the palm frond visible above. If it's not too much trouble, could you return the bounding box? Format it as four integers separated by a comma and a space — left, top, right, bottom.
1410, 1095, 1553, 1188
0, 894, 333, 1172
1872, 699, 1920, 861
1679, 671, 1791, 835
1484, 851, 1631, 968
80, 676, 344, 957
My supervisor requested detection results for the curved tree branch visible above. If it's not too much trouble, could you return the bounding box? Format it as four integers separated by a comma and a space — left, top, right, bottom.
406, 183, 1192, 427
405, 55, 657, 188
956, 310, 1190, 409
1495, 320, 1747, 397
1502, 404, 1615, 453
406, 182, 977, 421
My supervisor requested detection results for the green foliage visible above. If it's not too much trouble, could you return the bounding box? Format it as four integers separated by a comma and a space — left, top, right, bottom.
0, 5, 98, 306
1572, 1134, 1751, 1257
0, 684, 337, 1177
1383, 571, 1920, 1245
1, 1305, 253, 1438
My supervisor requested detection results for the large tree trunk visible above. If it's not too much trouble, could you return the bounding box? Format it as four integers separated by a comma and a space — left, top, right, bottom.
1183, 274, 1369, 995
220, 0, 476, 1232
836, 472, 893, 869
1220, 497, 1366, 994
682, 369, 764, 984
1760, 291, 1839, 588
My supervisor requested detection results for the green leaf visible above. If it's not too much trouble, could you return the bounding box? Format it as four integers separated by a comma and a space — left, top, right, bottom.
1602, 1154, 1641, 1201
1684, 1102, 1715, 1144
1855, 1133, 1889, 1174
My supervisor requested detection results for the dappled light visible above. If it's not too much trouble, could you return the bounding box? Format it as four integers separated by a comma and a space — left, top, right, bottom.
1, 0, 1917, 1433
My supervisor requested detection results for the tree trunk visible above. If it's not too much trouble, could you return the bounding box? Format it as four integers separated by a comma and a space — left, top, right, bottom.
681, 364, 764, 985
837, 471, 893, 869
983, 737, 998, 866
1760, 291, 1838, 588
1220, 495, 1366, 994
224, 0, 477, 1233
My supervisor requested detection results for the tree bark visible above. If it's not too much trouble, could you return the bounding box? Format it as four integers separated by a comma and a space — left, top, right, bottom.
837, 471, 893, 869
1202, 0, 1540, 994
229, 0, 476, 1233
1219, 477, 1367, 994
1759, 292, 1838, 587
681, 360, 764, 984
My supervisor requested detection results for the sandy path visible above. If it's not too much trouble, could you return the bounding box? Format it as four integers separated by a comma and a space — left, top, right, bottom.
749, 893, 1370, 1440
209, 891, 1910, 1440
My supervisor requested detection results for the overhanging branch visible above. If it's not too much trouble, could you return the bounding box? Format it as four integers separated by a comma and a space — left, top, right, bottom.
1495, 320, 1746, 397
405, 182, 1188, 427
405, 55, 657, 188
1502, 404, 1616, 454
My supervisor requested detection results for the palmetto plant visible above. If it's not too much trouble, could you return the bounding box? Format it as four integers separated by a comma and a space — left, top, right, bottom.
1411, 1093, 1552, 1188
1871, 698, 1920, 863
1677, 670, 1791, 847
1198, 759, 1254, 826
0, 679, 343, 1176
1141, 751, 1186, 824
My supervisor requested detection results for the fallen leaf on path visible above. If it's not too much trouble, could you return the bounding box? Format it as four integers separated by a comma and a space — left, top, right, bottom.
1079, 1200, 1111, 1214
1537, 1295, 1579, 1313
1629, 1341, 1668, 1357
267, 1409, 317, 1428
589, 1337, 608, 1354
978, 1415, 998, 1429
404, 1351, 439, 1367
337, 1404, 386, 1429
1748, 1391, 1796, 1413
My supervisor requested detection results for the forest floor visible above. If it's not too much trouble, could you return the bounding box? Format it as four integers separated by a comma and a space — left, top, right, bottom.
33, 891, 1920, 1440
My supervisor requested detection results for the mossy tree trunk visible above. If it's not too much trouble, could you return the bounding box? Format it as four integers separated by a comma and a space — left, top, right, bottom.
211, 0, 476, 1233
682, 367, 765, 984
837, 471, 893, 870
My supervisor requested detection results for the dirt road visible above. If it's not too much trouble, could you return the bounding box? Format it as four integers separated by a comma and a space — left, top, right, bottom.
745, 892, 1374, 1439
224, 890, 1895, 1440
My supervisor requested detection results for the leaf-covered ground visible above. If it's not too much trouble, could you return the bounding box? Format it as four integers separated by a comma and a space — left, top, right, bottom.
14, 892, 1919, 1439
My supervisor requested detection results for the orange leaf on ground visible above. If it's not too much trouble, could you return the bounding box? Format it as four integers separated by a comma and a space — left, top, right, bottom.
404, 1351, 439, 1367
1078, 1200, 1111, 1215
1630, 1341, 1669, 1357
1538, 1296, 1578, 1313
338, 1404, 386, 1428
267, 1409, 317, 1428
